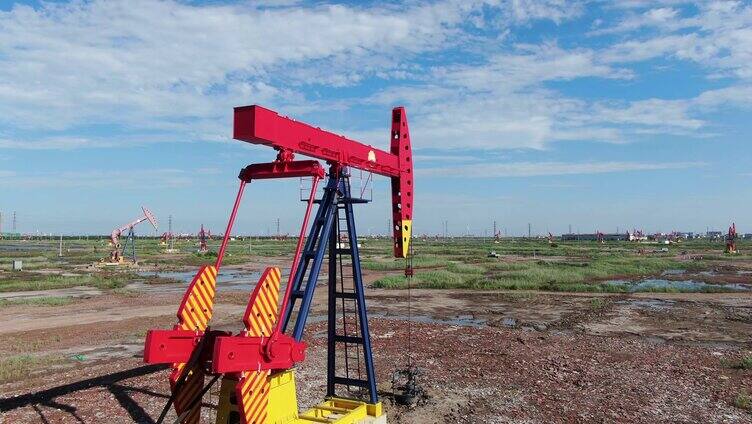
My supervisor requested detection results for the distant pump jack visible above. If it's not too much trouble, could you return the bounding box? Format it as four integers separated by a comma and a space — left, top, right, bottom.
725, 223, 738, 254
106, 206, 158, 264
198, 224, 209, 253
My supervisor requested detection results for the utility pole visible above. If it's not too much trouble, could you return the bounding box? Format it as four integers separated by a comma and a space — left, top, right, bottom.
569, 224, 572, 235
168, 215, 174, 250
276, 218, 280, 238
58, 234, 63, 257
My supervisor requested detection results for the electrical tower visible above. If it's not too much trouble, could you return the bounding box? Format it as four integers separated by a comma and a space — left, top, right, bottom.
12, 211, 17, 233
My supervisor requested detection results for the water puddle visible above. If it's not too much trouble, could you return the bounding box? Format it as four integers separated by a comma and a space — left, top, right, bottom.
132, 269, 263, 293
619, 299, 676, 311
138, 270, 261, 284
605, 278, 751, 293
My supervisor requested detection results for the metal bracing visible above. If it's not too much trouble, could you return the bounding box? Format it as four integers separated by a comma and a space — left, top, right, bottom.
281, 172, 340, 337
282, 166, 378, 403
330, 171, 377, 404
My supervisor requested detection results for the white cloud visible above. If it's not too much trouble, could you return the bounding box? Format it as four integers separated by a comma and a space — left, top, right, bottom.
504, 0, 584, 24
0, 137, 113, 150
436, 42, 632, 92
0, 169, 196, 189
0, 0, 748, 157
0, 0, 486, 131
418, 161, 705, 178
362, 43, 632, 150
601, 2, 752, 79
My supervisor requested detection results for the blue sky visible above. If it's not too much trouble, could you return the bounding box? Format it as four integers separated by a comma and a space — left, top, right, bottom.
0, 0, 750, 236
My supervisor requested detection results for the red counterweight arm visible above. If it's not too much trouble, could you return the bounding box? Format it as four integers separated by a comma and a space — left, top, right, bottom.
233, 105, 414, 258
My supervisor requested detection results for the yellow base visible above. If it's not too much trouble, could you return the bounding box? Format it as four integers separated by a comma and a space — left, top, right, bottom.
298, 398, 384, 424
215, 370, 384, 424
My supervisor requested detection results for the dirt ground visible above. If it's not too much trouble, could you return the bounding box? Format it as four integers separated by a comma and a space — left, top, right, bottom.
1, 261, 751, 423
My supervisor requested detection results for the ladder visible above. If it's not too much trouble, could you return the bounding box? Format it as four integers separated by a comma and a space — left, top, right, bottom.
327, 173, 377, 403
281, 169, 378, 404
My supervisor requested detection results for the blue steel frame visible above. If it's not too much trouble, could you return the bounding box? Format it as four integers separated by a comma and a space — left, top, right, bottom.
122, 227, 137, 262
281, 165, 378, 404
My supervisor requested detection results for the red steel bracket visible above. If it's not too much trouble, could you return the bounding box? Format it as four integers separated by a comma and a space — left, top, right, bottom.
212, 333, 306, 373
238, 159, 325, 181
144, 329, 230, 364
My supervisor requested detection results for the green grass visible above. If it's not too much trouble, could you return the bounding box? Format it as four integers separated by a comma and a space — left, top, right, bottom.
371, 253, 734, 293
362, 255, 447, 271
0, 272, 133, 292
0, 355, 66, 383
735, 390, 751, 411
142, 275, 184, 285
724, 355, 752, 370
589, 298, 606, 309
445, 262, 486, 274
0, 296, 73, 306
740, 356, 752, 370
3, 237, 751, 294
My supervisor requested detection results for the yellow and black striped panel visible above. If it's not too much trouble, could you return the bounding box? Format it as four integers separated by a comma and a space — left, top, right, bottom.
166, 265, 218, 423
237, 370, 271, 424
236, 267, 282, 424
177, 265, 218, 332
171, 364, 204, 424
242, 267, 281, 337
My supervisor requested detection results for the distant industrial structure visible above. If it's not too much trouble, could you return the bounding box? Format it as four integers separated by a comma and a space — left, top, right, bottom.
561, 233, 629, 241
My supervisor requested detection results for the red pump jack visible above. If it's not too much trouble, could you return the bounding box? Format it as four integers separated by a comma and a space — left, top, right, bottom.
144, 105, 413, 424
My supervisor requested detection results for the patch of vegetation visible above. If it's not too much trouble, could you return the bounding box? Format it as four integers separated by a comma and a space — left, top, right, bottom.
740, 356, 752, 370
3, 237, 751, 294
362, 255, 447, 271
735, 390, 751, 411
724, 355, 752, 370
0, 355, 66, 383
142, 275, 184, 285
0, 296, 73, 307
589, 298, 606, 309
446, 262, 486, 274
0, 272, 133, 292
372, 275, 408, 289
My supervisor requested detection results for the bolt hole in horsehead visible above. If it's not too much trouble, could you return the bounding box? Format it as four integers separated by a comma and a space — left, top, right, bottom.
143, 104, 414, 424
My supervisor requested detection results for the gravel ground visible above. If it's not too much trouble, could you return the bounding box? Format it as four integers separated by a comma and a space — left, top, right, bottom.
2, 318, 751, 423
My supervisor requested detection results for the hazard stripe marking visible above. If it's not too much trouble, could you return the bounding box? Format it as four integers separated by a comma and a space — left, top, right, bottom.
236, 267, 281, 424
168, 265, 218, 423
